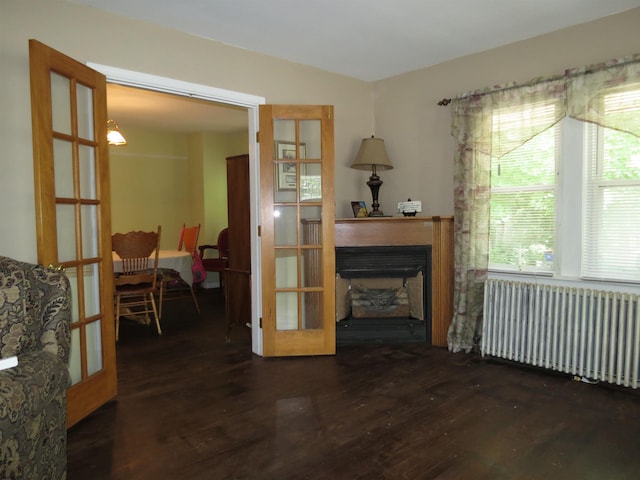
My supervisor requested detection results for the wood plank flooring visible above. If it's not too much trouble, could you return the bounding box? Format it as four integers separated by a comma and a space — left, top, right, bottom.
67, 289, 640, 479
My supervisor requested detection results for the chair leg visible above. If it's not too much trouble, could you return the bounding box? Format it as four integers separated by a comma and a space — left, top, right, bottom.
189, 285, 200, 313
149, 293, 162, 336
158, 279, 164, 319
115, 295, 121, 342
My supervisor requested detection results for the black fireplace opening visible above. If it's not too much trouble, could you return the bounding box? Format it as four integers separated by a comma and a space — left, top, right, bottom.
335, 245, 432, 345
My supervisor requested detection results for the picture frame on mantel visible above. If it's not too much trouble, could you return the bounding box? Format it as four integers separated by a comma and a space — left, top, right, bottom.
351, 201, 368, 218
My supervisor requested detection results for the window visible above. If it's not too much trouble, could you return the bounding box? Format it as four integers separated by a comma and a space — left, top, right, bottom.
489, 88, 640, 283
489, 102, 559, 273
583, 89, 640, 282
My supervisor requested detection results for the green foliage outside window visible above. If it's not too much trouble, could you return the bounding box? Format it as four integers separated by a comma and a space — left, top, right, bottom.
489, 127, 556, 270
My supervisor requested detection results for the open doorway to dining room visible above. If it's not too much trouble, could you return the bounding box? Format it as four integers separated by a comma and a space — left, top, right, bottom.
106, 83, 247, 277
92, 63, 265, 355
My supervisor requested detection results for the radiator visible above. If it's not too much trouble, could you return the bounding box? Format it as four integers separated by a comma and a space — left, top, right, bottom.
482, 279, 640, 389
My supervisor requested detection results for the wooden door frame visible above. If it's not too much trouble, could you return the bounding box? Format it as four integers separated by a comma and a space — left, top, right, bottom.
87, 63, 266, 355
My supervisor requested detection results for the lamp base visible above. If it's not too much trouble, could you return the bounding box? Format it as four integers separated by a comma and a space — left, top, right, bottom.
368, 210, 385, 217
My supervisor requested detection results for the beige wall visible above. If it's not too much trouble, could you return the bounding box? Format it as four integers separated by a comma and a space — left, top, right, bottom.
1, 0, 639, 263
373, 7, 640, 217
0, 0, 373, 262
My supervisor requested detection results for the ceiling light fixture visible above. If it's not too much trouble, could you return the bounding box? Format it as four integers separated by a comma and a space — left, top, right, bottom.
107, 120, 127, 146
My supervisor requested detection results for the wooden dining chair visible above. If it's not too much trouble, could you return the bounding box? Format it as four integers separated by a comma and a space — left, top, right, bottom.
112, 225, 162, 341
198, 227, 229, 289
158, 224, 201, 317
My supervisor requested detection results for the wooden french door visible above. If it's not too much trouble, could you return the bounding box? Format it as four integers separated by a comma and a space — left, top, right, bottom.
29, 39, 117, 427
259, 105, 335, 356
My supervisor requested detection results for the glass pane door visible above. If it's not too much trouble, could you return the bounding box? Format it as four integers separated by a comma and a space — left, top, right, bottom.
260, 105, 335, 356
30, 39, 116, 427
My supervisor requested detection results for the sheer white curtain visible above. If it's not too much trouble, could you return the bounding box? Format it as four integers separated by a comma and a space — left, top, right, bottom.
447, 54, 640, 353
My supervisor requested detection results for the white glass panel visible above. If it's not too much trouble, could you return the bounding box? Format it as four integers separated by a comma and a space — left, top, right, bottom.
276, 142, 300, 161
299, 120, 321, 159
79, 145, 97, 199
56, 204, 77, 262
300, 211, 321, 246
85, 320, 103, 376
50, 72, 71, 135
300, 163, 322, 202
76, 83, 94, 141
81, 205, 98, 258
276, 249, 298, 288
276, 292, 298, 330
273, 119, 295, 151
302, 249, 322, 288
53, 139, 74, 198
276, 162, 296, 189
83, 263, 101, 317
274, 163, 297, 203
65, 266, 79, 323
69, 327, 81, 385
274, 206, 297, 246
302, 292, 322, 329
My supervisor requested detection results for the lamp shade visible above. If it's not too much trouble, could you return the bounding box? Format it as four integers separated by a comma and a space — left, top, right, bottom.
350, 136, 393, 171
107, 120, 127, 146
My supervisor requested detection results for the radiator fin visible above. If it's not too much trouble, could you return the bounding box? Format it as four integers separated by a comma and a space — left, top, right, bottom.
482, 280, 640, 389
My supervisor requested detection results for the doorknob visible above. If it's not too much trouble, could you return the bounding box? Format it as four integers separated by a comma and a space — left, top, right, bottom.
47, 263, 66, 272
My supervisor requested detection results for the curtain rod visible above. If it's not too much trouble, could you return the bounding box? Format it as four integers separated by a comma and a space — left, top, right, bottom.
436, 54, 640, 106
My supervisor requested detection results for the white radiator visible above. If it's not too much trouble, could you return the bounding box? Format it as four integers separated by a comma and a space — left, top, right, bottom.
482, 279, 640, 389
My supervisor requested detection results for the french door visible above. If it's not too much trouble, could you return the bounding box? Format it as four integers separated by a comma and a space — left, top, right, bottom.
259, 105, 335, 356
29, 39, 117, 427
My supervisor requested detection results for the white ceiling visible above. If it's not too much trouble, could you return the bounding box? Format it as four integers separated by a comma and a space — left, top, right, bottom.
69, 0, 640, 81
106, 84, 249, 135
71, 0, 640, 134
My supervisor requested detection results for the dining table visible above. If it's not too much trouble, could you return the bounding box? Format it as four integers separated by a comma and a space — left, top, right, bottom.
112, 249, 194, 286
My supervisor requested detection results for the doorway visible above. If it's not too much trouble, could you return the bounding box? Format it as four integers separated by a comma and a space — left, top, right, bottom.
89, 62, 265, 355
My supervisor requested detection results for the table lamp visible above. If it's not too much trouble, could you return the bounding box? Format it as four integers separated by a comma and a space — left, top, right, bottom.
350, 136, 393, 216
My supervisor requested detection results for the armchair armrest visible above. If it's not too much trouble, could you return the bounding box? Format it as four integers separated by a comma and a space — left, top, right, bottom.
198, 244, 219, 259
32, 264, 72, 363
0, 257, 71, 363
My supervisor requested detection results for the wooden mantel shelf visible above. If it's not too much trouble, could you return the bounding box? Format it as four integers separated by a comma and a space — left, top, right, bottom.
335, 216, 454, 347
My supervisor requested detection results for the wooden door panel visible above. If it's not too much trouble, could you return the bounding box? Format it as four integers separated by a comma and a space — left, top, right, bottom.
29, 39, 116, 427
225, 154, 252, 342
224, 269, 251, 341
259, 105, 335, 357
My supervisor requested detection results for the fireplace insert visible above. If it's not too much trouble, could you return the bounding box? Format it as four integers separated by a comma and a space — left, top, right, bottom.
335, 245, 431, 345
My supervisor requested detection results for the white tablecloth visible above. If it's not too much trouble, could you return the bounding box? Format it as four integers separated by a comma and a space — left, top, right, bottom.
112, 249, 194, 286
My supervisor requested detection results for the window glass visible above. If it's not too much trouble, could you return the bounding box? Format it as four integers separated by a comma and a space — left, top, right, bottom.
490, 88, 640, 283
583, 112, 640, 282
490, 108, 558, 272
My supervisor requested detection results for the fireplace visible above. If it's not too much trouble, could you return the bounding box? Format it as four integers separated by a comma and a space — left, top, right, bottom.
335, 245, 432, 345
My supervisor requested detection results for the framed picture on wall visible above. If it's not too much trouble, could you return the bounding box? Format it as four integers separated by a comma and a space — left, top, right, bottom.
275, 141, 306, 191
277, 162, 297, 191
275, 141, 306, 160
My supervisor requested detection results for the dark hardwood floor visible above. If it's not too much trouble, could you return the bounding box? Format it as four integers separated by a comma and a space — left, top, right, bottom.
67, 289, 640, 479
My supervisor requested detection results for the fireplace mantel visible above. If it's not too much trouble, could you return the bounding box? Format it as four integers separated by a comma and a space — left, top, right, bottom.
335, 216, 453, 347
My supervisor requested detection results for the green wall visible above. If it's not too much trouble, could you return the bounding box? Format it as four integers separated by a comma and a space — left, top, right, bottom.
110, 127, 248, 250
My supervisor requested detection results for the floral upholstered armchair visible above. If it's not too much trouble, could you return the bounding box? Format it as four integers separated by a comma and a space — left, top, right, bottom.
0, 256, 72, 480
